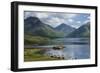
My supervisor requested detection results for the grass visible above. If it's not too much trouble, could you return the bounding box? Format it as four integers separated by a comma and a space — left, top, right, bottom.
24, 48, 63, 62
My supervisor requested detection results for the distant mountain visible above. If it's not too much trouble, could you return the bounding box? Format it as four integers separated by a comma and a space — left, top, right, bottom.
24, 17, 64, 38
67, 22, 90, 38
55, 23, 76, 36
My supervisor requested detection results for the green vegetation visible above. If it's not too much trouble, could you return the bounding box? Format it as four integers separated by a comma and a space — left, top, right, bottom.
24, 35, 50, 45
24, 17, 90, 61
24, 48, 63, 61
34, 26, 65, 38
67, 23, 90, 38
24, 17, 65, 39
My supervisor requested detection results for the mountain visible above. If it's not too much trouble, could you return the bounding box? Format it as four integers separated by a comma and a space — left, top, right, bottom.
67, 22, 90, 38
24, 17, 64, 38
55, 23, 75, 36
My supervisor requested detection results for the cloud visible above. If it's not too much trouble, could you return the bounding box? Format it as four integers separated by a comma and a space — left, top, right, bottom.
68, 19, 74, 22
36, 13, 49, 18
24, 11, 89, 28
83, 19, 90, 24
25, 11, 77, 19
24, 12, 50, 19
87, 16, 90, 20
76, 21, 81, 24
41, 17, 65, 27
64, 14, 77, 18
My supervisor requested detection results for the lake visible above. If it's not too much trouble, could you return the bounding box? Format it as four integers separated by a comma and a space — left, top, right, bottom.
41, 38, 90, 60
25, 38, 90, 60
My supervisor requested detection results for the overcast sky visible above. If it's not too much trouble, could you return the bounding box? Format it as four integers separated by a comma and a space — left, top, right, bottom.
24, 11, 90, 28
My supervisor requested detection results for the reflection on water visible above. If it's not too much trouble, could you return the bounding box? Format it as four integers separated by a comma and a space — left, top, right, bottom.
50, 38, 90, 45
63, 44, 90, 59
45, 38, 90, 60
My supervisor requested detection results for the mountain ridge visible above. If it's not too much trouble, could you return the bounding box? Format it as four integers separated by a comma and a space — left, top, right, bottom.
55, 23, 76, 36
24, 17, 64, 38
67, 22, 90, 38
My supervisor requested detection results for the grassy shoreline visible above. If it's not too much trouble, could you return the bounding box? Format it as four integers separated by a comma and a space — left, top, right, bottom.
24, 48, 63, 62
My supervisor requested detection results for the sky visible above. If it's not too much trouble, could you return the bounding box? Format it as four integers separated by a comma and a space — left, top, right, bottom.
24, 11, 90, 28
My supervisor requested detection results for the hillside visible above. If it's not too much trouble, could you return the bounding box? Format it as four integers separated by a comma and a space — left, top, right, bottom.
24, 17, 64, 38
67, 22, 90, 38
55, 23, 75, 36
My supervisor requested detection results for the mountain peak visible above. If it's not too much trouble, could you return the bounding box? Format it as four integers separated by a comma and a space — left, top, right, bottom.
25, 17, 41, 24
58, 23, 67, 27
24, 16, 64, 38
25, 17, 39, 20
61, 23, 67, 25
24, 17, 44, 28
56, 23, 75, 29
67, 22, 90, 37
55, 23, 75, 35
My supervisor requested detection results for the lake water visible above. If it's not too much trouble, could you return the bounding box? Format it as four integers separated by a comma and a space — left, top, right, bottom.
25, 38, 90, 60
44, 38, 90, 60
